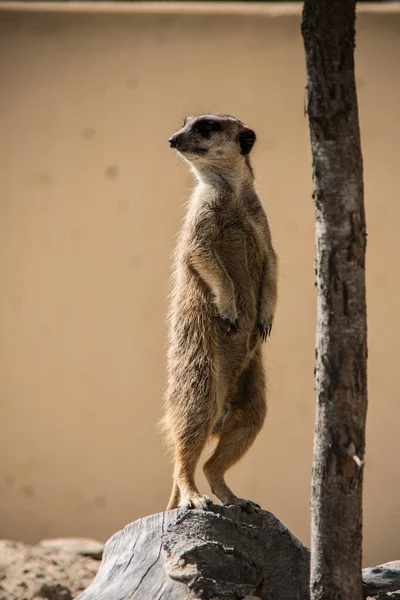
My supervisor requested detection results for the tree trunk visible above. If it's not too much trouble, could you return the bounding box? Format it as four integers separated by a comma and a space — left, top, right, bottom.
301, 2, 368, 600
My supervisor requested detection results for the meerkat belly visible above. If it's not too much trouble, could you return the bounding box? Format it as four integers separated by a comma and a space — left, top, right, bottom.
170, 231, 262, 365
169, 268, 216, 349
216, 228, 263, 322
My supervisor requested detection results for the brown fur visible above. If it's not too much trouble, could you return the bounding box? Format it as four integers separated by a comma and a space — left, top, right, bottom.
162, 114, 278, 511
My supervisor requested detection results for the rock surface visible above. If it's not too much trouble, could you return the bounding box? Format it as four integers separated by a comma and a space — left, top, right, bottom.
364, 561, 400, 599
77, 505, 311, 600
76, 505, 400, 600
1, 514, 399, 599
0, 538, 103, 600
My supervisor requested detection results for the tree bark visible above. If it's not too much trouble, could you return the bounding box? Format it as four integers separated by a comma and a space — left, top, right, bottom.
301, 2, 368, 600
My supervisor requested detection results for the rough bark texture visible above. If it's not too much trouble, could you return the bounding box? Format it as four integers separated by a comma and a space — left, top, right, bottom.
301, 1, 368, 600
76, 505, 311, 600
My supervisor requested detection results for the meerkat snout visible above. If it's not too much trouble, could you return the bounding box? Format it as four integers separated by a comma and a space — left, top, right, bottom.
168, 135, 180, 149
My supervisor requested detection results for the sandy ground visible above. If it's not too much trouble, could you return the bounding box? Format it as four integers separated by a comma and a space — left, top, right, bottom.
0, 538, 102, 600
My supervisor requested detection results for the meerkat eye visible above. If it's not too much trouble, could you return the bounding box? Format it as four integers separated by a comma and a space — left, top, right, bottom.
193, 119, 222, 138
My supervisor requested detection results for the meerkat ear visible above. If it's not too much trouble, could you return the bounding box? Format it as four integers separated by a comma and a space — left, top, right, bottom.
237, 127, 256, 155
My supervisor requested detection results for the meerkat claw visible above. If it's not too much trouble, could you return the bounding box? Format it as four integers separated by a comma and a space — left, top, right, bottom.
258, 316, 273, 342
222, 316, 238, 335
180, 495, 213, 511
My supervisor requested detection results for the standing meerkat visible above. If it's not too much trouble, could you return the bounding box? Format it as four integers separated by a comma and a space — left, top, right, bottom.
163, 113, 278, 512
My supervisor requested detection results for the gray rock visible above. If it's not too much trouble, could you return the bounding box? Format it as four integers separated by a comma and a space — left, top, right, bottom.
76, 504, 310, 600
363, 561, 400, 598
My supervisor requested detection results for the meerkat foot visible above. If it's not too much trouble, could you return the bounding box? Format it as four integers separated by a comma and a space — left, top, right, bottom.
224, 497, 261, 513
258, 314, 273, 342
179, 494, 213, 511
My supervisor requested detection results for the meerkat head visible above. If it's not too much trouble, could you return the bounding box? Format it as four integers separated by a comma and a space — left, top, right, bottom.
168, 114, 256, 182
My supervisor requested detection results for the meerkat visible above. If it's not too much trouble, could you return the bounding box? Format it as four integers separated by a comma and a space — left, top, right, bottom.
162, 113, 278, 512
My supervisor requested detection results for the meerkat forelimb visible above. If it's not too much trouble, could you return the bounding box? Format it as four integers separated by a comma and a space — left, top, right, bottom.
163, 113, 278, 511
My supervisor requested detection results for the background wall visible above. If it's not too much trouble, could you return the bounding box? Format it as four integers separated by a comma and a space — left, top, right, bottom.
0, 2, 399, 567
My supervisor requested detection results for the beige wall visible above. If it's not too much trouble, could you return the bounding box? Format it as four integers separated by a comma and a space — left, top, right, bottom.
0, 3, 399, 568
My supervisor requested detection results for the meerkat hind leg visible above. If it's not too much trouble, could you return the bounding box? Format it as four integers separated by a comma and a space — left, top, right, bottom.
203, 352, 266, 512
168, 406, 215, 510
173, 438, 213, 510
167, 480, 212, 511
166, 482, 181, 511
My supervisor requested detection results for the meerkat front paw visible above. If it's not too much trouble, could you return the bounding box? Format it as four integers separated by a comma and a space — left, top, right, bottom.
221, 314, 238, 335
217, 307, 238, 335
258, 313, 273, 342
215, 295, 238, 335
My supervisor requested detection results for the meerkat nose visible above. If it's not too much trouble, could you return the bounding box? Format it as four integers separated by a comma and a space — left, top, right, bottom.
169, 135, 180, 148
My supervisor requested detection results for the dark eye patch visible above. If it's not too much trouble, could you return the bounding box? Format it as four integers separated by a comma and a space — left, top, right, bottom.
193, 119, 222, 138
